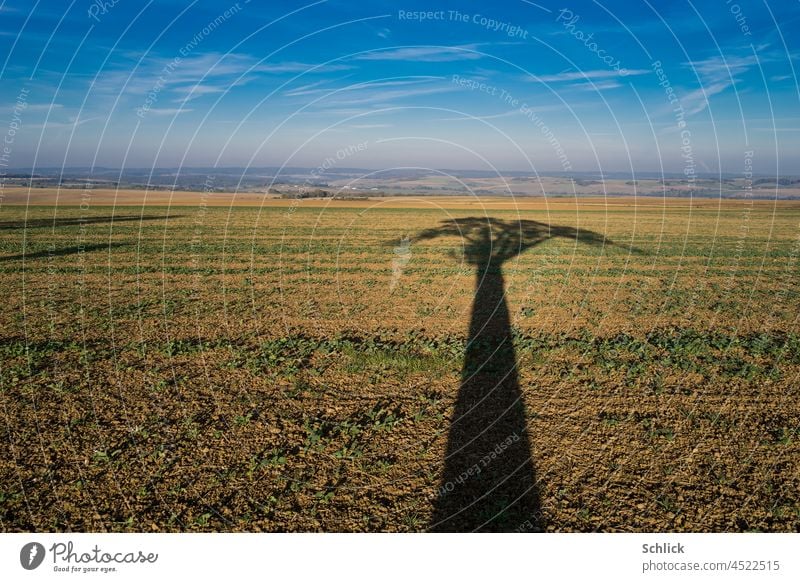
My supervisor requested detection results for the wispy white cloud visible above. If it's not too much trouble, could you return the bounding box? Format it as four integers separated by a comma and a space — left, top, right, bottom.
284, 78, 438, 98
680, 81, 732, 115
681, 53, 762, 115
253, 61, 352, 74
287, 78, 455, 113
143, 108, 195, 116
174, 81, 249, 103
27, 116, 102, 130
568, 79, 623, 91
532, 69, 648, 82
686, 54, 760, 84
318, 85, 454, 108
282, 79, 331, 97
89, 52, 350, 109
177, 84, 227, 102
440, 110, 521, 122
356, 45, 482, 62
5, 103, 63, 112
89, 53, 249, 99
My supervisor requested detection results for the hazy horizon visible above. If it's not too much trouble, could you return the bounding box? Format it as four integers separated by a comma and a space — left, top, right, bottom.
4, 165, 800, 179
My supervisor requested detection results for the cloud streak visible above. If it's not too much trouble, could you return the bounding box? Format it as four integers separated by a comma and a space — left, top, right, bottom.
681, 53, 763, 115
356, 45, 483, 62
532, 69, 649, 82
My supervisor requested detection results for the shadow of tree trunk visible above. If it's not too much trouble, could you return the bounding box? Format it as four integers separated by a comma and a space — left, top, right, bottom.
430, 257, 542, 532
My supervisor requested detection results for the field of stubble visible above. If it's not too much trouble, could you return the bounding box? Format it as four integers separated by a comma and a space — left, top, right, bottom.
1, 192, 800, 532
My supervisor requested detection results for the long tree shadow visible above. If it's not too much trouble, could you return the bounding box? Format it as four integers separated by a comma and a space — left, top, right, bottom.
0, 242, 127, 262
417, 217, 638, 532
0, 215, 184, 230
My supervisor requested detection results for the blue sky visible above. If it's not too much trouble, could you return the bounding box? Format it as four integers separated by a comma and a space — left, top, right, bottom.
1, 0, 799, 174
